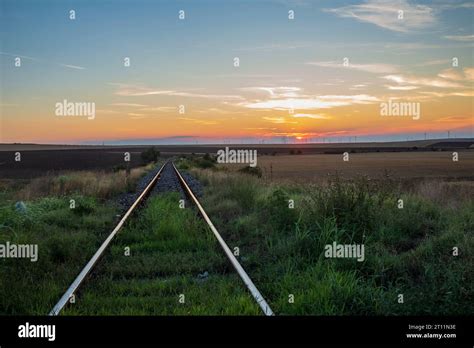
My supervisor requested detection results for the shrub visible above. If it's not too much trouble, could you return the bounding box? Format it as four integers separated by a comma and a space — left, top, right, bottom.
141, 147, 160, 164
113, 164, 127, 172
263, 188, 298, 231
72, 196, 97, 215
301, 177, 381, 240
238, 166, 262, 178
196, 158, 215, 169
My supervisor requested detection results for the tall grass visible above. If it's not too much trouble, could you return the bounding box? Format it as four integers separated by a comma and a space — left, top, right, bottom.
0, 196, 116, 314
0, 163, 156, 314
16, 164, 155, 200
192, 167, 474, 315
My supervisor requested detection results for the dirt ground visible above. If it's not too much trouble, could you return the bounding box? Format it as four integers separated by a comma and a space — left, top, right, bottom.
224, 151, 474, 182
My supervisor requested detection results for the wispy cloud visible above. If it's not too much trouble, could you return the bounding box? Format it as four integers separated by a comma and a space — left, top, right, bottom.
195, 107, 245, 115
438, 2, 474, 10
239, 86, 379, 111
437, 69, 464, 81
419, 90, 474, 98
240, 92, 379, 111
292, 113, 330, 119
442, 34, 474, 41
0, 52, 38, 61
110, 83, 176, 97
128, 112, 148, 120
96, 109, 120, 115
111, 83, 244, 100
110, 103, 149, 107
450, 90, 474, 97
0, 52, 86, 70
383, 42, 442, 50
262, 117, 288, 124
349, 84, 369, 90
416, 59, 451, 66
463, 67, 474, 80
112, 104, 178, 113
325, 0, 437, 33
435, 115, 472, 122
60, 64, 86, 70
234, 42, 311, 52
383, 67, 474, 90
307, 60, 399, 73
140, 106, 176, 112
385, 85, 419, 90
178, 117, 219, 125
240, 86, 302, 98
215, 73, 277, 79
382, 74, 464, 88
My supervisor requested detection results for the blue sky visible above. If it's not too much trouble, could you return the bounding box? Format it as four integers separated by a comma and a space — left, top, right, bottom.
1, 0, 473, 144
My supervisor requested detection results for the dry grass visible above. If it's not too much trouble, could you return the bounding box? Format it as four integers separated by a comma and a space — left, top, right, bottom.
16, 163, 155, 200
411, 180, 474, 209
217, 152, 474, 205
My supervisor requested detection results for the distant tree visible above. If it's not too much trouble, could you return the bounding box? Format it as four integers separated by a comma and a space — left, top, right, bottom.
196, 153, 216, 168
141, 147, 160, 164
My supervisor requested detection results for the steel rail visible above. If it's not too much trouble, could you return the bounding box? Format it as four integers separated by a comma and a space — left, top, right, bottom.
48, 160, 169, 316
172, 163, 274, 316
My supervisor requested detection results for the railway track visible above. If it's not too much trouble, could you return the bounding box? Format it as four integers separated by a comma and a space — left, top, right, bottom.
49, 160, 273, 316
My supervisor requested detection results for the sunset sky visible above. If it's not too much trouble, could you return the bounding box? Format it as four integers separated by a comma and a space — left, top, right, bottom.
1, 0, 473, 144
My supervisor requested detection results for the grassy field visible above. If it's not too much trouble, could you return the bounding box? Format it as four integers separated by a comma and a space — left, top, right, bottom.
0, 164, 154, 314
0, 194, 116, 314
185, 156, 474, 315
0, 160, 262, 315
1, 152, 473, 315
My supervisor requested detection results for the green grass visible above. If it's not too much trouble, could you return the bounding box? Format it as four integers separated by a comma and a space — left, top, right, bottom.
63, 193, 260, 315
2, 159, 472, 316
0, 164, 158, 315
0, 166, 261, 316
191, 168, 474, 315
0, 195, 116, 314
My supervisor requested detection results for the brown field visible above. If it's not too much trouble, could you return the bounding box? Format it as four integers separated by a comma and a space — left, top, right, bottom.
0, 149, 147, 178
0, 139, 472, 180
1, 137, 473, 153
223, 151, 474, 182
